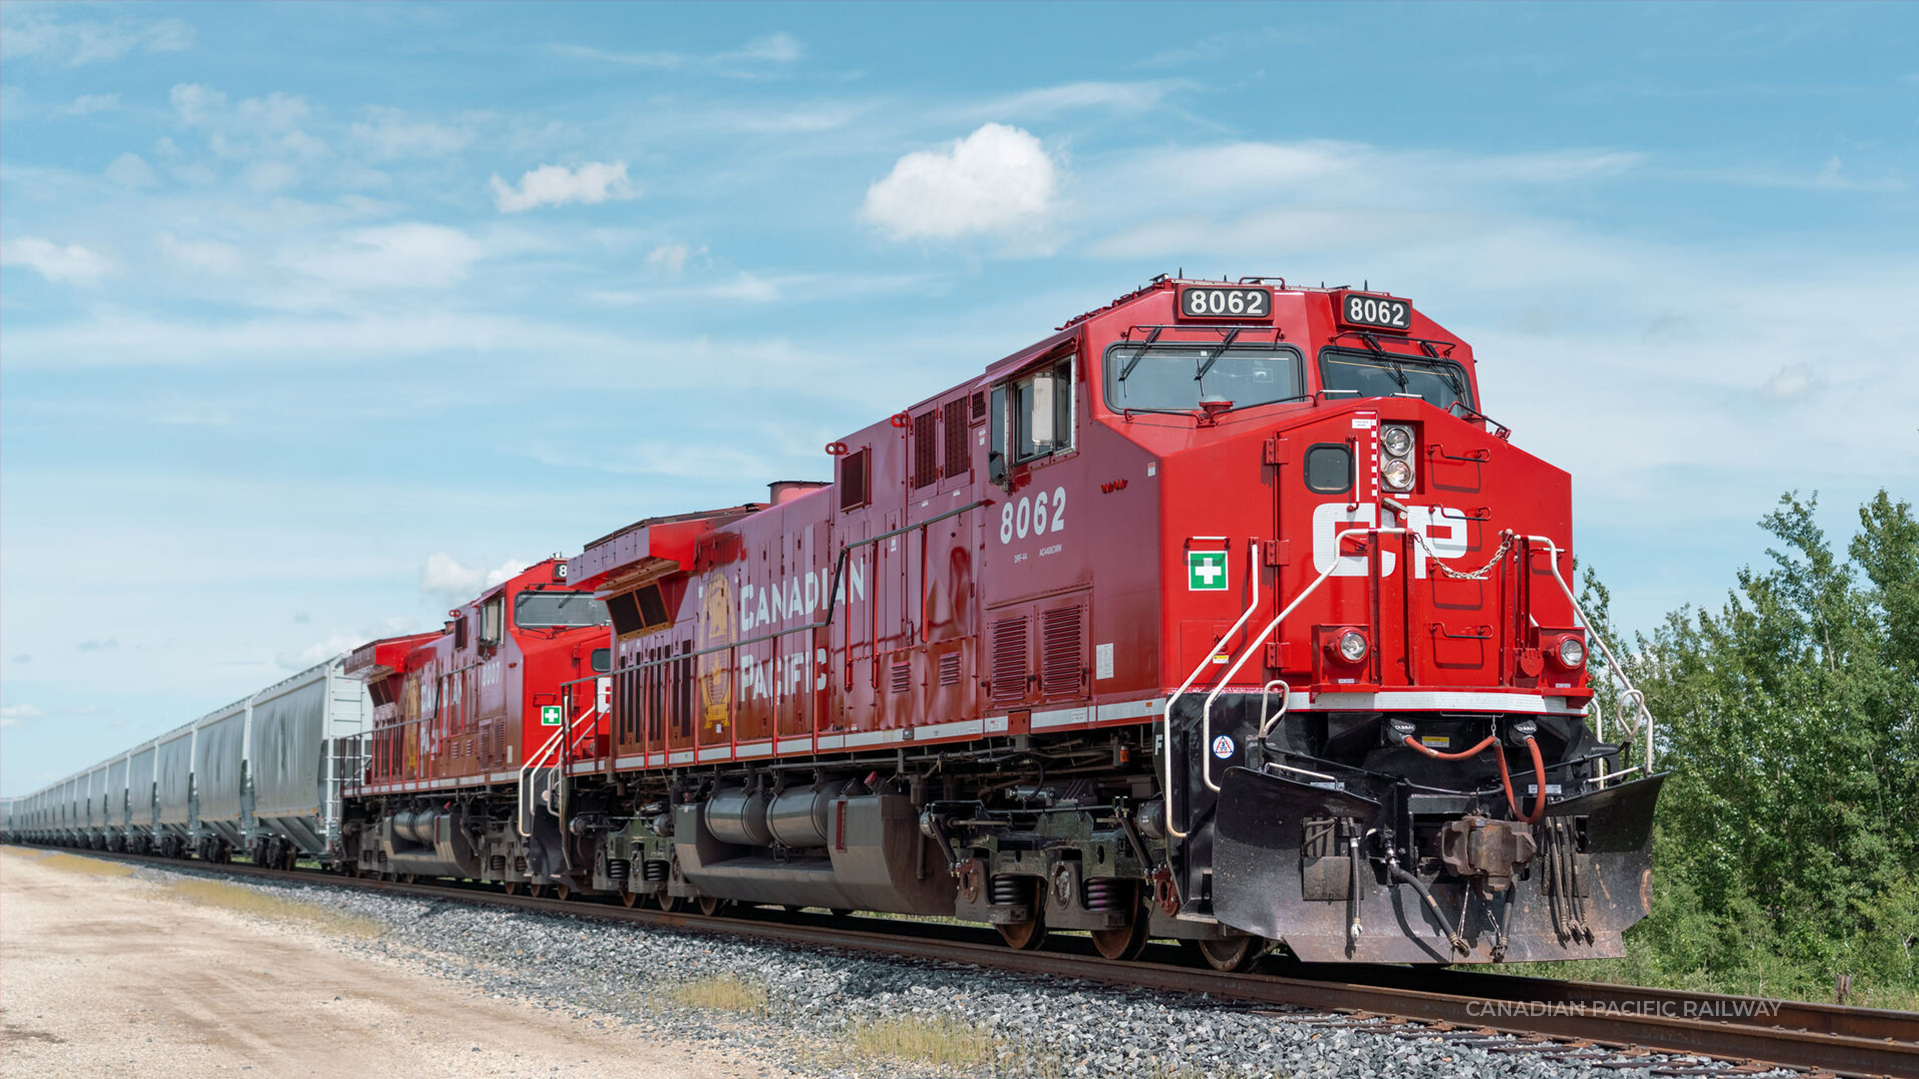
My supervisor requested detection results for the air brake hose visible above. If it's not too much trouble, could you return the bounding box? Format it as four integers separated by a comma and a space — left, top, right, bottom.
1493, 736, 1549, 825
1401, 734, 1498, 761
1403, 733, 1548, 825
1387, 860, 1469, 955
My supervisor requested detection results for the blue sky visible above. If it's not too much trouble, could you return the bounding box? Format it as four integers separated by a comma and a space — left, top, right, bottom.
2, 2, 1914, 795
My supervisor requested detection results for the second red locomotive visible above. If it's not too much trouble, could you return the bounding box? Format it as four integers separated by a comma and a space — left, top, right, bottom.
340, 275, 1661, 968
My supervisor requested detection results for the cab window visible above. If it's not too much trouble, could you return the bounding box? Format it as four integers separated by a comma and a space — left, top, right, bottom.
478, 595, 504, 646
990, 355, 1074, 482
1318, 348, 1473, 410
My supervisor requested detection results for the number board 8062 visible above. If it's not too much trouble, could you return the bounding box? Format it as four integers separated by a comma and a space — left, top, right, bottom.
1336, 291, 1413, 332
1178, 285, 1271, 320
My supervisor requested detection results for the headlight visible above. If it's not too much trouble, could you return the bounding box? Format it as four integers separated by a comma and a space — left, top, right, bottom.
1556, 636, 1586, 668
1381, 458, 1414, 491
1336, 629, 1369, 663
1381, 425, 1414, 458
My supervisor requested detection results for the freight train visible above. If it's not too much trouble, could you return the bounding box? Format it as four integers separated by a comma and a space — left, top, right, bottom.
5, 275, 1662, 970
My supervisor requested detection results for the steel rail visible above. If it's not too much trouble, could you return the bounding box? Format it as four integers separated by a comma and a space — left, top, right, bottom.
15, 845, 1916, 1078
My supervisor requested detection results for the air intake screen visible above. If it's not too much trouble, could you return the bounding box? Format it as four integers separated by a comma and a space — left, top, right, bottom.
990, 616, 1029, 703
942, 398, 969, 480
1040, 605, 1085, 696
840, 448, 870, 511
912, 411, 938, 489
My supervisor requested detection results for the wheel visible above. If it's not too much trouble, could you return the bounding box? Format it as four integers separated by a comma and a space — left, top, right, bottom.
657, 892, 684, 913
997, 916, 1048, 951
402, 874, 417, 885
697, 895, 724, 917
1189, 935, 1266, 973
620, 889, 640, 908
553, 882, 572, 902
503, 882, 521, 896
1091, 918, 1151, 962
527, 884, 547, 899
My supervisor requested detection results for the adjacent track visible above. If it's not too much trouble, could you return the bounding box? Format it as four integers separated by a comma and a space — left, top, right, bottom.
20, 846, 1918, 1078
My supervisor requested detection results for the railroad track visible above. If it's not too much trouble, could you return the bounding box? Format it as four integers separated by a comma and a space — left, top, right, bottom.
20, 845, 1918, 1078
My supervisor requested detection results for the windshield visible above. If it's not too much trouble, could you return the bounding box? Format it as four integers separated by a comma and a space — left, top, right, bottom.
1319, 349, 1473, 410
1104, 344, 1302, 413
514, 591, 609, 629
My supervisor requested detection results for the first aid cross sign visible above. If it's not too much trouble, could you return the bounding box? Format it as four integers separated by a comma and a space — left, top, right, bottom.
1187, 550, 1228, 591
540, 705, 563, 726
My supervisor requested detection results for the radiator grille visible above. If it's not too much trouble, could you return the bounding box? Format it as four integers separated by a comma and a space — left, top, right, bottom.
1040, 606, 1085, 696
912, 411, 938, 489
942, 398, 969, 479
990, 617, 1029, 703
938, 651, 962, 687
839, 448, 869, 511
890, 660, 913, 695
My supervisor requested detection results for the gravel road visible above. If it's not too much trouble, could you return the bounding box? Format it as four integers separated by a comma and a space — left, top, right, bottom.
0, 848, 788, 1079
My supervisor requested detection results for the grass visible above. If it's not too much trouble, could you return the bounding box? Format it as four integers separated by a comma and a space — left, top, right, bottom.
165, 877, 385, 939
844, 1014, 996, 1072
667, 973, 769, 1014
31, 852, 136, 878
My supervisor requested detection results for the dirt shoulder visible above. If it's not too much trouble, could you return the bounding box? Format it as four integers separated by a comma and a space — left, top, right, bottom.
0, 848, 787, 1079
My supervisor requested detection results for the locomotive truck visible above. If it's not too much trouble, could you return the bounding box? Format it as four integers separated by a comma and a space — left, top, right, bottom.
12, 275, 1661, 971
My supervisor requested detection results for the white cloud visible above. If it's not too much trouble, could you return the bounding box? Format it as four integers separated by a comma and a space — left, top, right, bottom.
241, 160, 302, 191
170, 83, 226, 127
0, 238, 114, 285
234, 91, 311, 132
971, 80, 1180, 119
0, 12, 192, 66
275, 633, 359, 671
549, 31, 805, 70
421, 553, 527, 598
350, 108, 471, 159
1762, 363, 1820, 400
0, 705, 44, 722
170, 84, 327, 161
291, 223, 484, 292
105, 152, 156, 187
63, 92, 121, 115
490, 161, 638, 213
645, 242, 707, 274
860, 123, 1060, 242
548, 43, 683, 69
155, 232, 243, 275
737, 32, 802, 63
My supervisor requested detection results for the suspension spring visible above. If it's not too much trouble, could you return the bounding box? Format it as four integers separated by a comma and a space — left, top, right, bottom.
513, 856, 528, 876
489, 854, 506, 875
606, 858, 631, 887
642, 860, 670, 883
1081, 876, 1125, 912
988, 875, 1027, 906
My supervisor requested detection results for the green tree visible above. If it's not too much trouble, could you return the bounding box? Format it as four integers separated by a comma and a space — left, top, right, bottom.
1559, 490, 1918, 1004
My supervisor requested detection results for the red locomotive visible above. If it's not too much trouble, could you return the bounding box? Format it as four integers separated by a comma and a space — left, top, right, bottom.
341, 275, 1660, 968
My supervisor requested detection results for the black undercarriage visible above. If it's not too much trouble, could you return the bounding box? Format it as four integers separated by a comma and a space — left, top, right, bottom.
341, 693, 1660, 968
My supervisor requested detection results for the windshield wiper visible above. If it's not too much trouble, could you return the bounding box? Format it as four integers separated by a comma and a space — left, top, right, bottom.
1193, 328, 1243, 382
1116, 326, 1164, 383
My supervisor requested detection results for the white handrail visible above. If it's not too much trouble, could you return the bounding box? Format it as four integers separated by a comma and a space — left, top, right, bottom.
515, 706, 597, 840
1524, 534, 1656, 774
1163, 542, 1261, 839
1198, 525, 1393, 791
1256, 679, 1291, 741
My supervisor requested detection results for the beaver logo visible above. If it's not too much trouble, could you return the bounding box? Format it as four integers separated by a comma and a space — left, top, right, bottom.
697, 574, 734, 733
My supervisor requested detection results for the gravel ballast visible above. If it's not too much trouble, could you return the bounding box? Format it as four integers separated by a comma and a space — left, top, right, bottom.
120, 862, 1794, 1079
